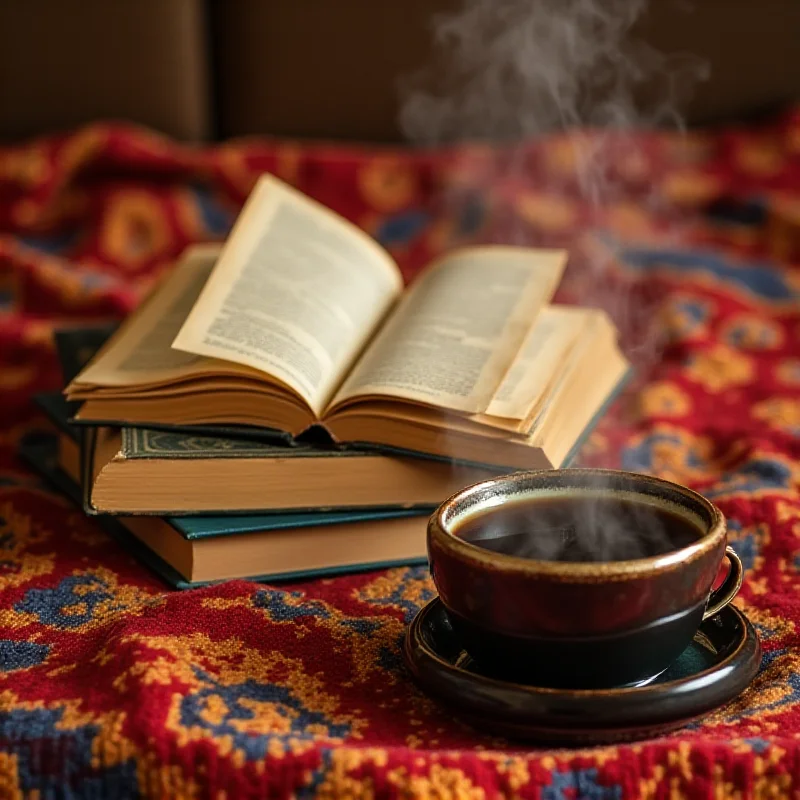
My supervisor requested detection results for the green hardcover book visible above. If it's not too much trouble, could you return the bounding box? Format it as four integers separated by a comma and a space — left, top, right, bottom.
20, 431, 428, 589
77, 419, 500, 517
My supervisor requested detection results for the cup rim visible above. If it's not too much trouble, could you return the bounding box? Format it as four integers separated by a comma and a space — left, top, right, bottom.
430, 468, 726, 579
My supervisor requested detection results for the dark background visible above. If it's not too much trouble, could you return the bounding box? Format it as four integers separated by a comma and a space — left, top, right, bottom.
0, 0, 798, 144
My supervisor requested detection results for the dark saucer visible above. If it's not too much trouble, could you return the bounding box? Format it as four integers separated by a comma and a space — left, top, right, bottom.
403, 597, 761, 745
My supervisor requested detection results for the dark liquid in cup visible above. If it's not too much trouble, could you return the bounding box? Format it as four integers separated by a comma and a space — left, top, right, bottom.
454, 495, 704, 563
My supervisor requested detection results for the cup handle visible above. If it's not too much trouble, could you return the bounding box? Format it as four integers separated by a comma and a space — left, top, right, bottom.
703, 546, 744, 621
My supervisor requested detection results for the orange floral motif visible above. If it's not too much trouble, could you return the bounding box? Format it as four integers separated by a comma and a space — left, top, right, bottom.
752, 397, 800, 434
685, 344, 755, 392
358, 158, 418, 212
540, 132, 593, 179
0, 145, 50, 188
659, 294, 714, 343
660, 170, 722, 208
735, 600, 795, 640
141, 633, 365, 760
0, 365, 37, 391
603, 202, 658, 238
639, 381, 692, 418
0, 751, 22, 799
20, 320, 61, 349
624, 426, 718, 483
100, 191, 171, 268
540, 135, 576, 176
1, 566, 151, 632
516, 192, 577, 233
388, 764, 486, 800
0, 506, 55, 592
314, 748, 389, 799
735, 140, 784, 177
477, 752, 532, 789
702, 650, 800, 731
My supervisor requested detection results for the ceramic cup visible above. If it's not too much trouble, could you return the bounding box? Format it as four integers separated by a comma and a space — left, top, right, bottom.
427, 468, 743, 689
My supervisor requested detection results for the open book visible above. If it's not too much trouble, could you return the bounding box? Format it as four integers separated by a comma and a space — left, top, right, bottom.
65, 174, 630, 470
43, 332, 502, 516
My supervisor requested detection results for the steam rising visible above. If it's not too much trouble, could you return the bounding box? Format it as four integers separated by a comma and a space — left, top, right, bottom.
398, 0, 708, 369
456, 493, 700, 563
397, 1, 710, 562
399, 0, 702, 143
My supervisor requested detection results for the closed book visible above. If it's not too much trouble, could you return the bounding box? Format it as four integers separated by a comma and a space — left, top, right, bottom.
20, 432, 427, 587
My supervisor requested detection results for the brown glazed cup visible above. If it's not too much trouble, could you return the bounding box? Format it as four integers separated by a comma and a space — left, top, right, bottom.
427, 469, 743, 689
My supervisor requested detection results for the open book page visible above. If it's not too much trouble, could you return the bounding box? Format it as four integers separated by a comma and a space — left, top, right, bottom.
327, 246, 566, 416
172, 175, 403, 417
529, 313, 629, 467
526, 309, 620, 441
483, 306, 588, 422
66, 244, 224, 390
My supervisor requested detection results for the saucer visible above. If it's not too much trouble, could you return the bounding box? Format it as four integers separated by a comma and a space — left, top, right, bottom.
403, 598, 761, 745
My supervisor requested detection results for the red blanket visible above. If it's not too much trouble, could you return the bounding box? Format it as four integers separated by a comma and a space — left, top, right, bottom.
1, 108, 800, 797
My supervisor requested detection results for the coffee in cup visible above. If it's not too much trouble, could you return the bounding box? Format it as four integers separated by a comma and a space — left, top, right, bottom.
427, 469, 742, 689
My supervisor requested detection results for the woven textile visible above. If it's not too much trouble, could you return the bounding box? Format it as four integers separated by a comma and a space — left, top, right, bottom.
1, 109, 800, 798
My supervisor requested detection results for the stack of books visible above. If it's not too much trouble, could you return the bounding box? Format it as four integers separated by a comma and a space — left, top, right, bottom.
23, 174, 631, 589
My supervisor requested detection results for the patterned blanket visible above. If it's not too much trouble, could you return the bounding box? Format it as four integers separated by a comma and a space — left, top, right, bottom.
1, 108, 800, 798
